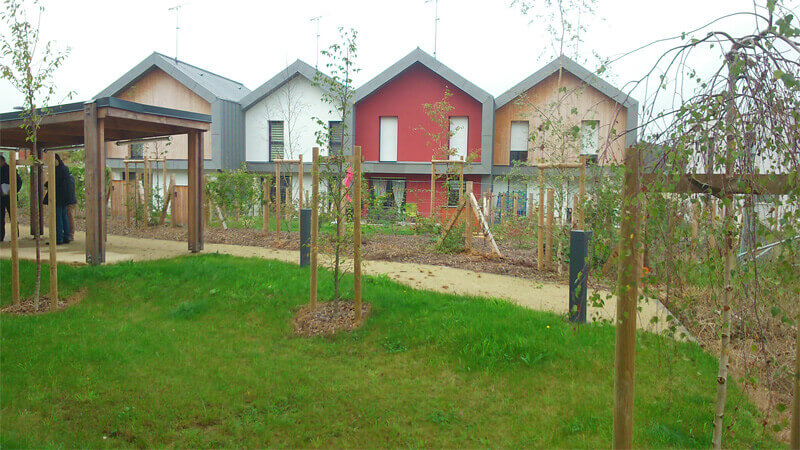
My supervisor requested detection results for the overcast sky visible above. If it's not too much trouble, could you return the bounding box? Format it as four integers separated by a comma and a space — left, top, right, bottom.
0, 0, 782, 114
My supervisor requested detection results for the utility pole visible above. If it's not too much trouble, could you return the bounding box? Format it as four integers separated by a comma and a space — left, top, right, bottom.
310, 16, 322, 69
168, 4, 185, 62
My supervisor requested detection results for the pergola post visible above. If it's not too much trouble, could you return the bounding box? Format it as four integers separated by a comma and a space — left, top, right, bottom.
83, 102, 105, 265
187, 130, 204, 252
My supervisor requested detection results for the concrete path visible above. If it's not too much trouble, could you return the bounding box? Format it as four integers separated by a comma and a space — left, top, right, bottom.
1, 228, 688, 338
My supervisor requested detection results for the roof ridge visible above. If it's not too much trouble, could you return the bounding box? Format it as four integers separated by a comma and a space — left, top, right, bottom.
152, 51, 247, 87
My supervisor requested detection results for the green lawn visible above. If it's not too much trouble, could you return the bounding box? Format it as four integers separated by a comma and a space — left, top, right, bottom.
0, 255, 774, 448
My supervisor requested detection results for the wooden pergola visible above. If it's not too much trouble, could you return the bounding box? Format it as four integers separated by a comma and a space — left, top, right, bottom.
0, 97, 210, 265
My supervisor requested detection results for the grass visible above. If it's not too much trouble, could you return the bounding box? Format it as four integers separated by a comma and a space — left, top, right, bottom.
0, 255, 776, 448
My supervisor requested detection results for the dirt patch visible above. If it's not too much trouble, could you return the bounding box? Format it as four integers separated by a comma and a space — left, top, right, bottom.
293, 301, 372, 337
1, 289, 86, 315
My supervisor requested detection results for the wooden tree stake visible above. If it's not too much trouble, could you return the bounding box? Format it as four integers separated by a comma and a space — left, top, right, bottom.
310, 148, 320, 308
353, 146, 363, 321
47, 152, 58, 308
10, 151, 20, 305
545, 189, 554, 270
612, 146, 641, 449
464, 181, 473, 252
275, 162, 281, 237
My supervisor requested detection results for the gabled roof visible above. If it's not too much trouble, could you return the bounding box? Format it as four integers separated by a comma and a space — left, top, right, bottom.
94, 52, 251, 103
495, 55, 639, 146
240, 59, 336, 111
354, 48, 492, 104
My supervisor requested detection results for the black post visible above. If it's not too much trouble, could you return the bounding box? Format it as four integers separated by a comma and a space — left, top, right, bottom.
300, 208, 311, 267
569, 230, 592, 323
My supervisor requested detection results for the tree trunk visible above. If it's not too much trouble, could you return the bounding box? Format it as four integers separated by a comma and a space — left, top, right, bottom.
712, 53, 738, 449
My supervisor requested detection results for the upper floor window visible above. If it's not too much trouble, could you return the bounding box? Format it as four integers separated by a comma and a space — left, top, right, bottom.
379, 116, 398, 162
510, 121, 529, 163
581, 120, 599, 155
269, 121, 284, 160
449, 116, 468, 161
129, 143, 144, 159
329, 121, 343, 155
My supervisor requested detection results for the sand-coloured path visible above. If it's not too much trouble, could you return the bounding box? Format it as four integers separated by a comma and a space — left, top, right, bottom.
2, 229, 689, 339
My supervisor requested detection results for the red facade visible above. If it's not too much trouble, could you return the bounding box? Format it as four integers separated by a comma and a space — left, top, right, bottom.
355, 62, 483, 163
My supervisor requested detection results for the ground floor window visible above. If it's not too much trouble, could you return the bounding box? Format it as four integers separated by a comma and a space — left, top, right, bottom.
446, 180, 464, 207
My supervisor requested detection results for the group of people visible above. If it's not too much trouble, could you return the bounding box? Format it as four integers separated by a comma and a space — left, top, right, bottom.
0, 152, 77, 245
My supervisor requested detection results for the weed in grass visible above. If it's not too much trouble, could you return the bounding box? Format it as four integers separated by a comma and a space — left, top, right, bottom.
170, 301, 208, 320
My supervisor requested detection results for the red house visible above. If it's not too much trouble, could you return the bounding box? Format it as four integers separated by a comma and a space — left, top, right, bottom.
353, 48, 494, 218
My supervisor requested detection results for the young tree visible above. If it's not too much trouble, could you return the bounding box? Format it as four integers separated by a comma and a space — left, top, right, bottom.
1, 0, 70, 308
313, 27, 359, 301
611, 1, 799, 446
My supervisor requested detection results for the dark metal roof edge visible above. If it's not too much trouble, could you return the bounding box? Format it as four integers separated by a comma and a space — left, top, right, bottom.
1, 98, 211, 124
240, 59, 338, 111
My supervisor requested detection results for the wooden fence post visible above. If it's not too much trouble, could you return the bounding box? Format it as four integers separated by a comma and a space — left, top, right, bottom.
310, 148, 319, 308
124, 160, 131, 227
538, 186, 544, 270
430, 162, 436, 219
513, 193, 519, 218
573, 194, 579, 229
298, 155, 304, 210
353, 146, 363, 321
487, 189, 494, 225
692, 201, 700, 259
579, 155, 586, 229
169, 175, 177, 227
612, 146, 641, 449
10, 151, 20, 305
545, 188, 554, 270
275, 162, 281, 238
263, 177, 270, 233
464, 181, 473, 252
47, 152, 58, 308
500, 193, 507, 223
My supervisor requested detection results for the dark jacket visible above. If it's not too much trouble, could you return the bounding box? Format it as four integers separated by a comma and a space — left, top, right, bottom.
0, 164, 22, 196
55, 163, 71, 207
65, 173, 77, 205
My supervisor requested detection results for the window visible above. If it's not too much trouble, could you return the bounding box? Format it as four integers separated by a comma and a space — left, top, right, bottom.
449, 117, 468, 161
269, 121, 285, 160
446, 180, 464, 207
328, 121, 343, 155
510, 121, 529, 163
379, 116, 398, 162
129, 143, 143, 159
581, 120, 599, 155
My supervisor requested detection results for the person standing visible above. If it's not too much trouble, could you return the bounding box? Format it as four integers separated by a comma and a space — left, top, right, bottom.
65, 167, 77, 241
54, 154, 71, 245
0, 154, 23, 242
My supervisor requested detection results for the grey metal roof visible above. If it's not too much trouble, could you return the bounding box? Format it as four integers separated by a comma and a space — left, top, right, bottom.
240, 59, 337, 111
354, 48, 493, 104
495, 55, 639, 147
94, 52, 251, 103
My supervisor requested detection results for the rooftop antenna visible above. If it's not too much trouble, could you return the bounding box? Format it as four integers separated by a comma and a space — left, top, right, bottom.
168, 4, 186, 62
426, 0, 440, 59
310, 16, 322, 68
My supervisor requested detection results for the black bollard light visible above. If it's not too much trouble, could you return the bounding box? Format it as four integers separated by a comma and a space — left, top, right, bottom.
569, 229, 592, 323
300, 208, 311, 267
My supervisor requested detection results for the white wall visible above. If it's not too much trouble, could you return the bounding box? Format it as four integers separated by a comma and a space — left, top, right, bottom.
245, 75, 338, 163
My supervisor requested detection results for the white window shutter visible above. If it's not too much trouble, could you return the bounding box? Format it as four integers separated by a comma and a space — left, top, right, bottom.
380, 117, 398, 162
449, 117, 468, 161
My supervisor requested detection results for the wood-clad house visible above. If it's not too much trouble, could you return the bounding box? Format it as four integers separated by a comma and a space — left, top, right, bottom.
95, 52, 250, 189
491, 55, 639, 201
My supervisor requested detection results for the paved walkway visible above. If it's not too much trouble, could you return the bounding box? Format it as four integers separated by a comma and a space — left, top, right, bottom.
1, 228, 689, 339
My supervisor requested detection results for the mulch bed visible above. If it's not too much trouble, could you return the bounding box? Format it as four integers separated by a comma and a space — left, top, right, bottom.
293, 301, 372, 337
1, 295, 72, 315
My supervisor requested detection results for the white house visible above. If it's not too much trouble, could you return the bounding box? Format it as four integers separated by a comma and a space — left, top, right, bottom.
241, 60, 342, 202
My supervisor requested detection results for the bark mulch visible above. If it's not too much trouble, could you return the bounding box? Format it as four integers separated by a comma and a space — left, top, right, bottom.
293, 301, 372, 337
